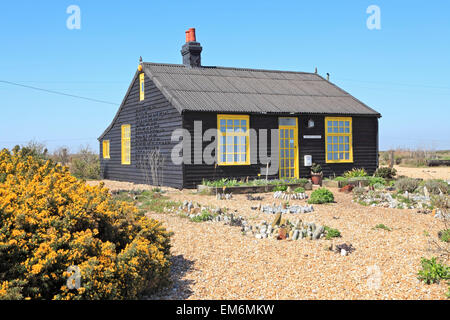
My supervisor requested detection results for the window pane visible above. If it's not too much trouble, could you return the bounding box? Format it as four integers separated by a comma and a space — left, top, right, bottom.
221, 136, 226, 144
221, 146, 226, 153
339, 136, 343, 143
233, 120, 239, 126
333, 121, 338, 126
241, 120, 247, 127
290, 150, 294, 157
345, 121, 350, 127
291, 169, 294, 177
290, 159, 294, 167
345, 136, 349, 143
220, 120, 226, 126
333, 127, 339, 133
339, 145, 344, 151
328, 153, 333, 160
345, 128, 350, 133
280, 140, 284, 148
339, 121, 344, 127
240, 154, 246, 162
333, 145, 338, 151
339, 153, 344, 159
333, 137, 338, 143
279, 118, 296, 126
333, 153, 338, 160
221, 154, 226, 162
220, 126, 226, 133
345, 153, 349, 160
280, 150, 284, 157
290, 130, 294, 138
241, 136, 246, 145
227, 155, 233, 162
328, 145, 332, 152
345, 144, 349, 151
280, 130, 284, 138
328, 121, 332, 127
240, 145, 246, 152
227, 120, 233, 126
339, 127, 344, 133
227, 145, 233, 153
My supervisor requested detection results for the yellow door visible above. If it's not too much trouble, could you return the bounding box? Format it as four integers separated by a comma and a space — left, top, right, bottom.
279, 118, 299, 179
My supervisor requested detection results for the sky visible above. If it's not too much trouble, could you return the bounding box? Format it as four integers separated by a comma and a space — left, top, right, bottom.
0, 0, 449, 153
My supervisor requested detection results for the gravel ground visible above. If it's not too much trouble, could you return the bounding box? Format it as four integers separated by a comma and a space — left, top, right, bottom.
394, 165, 450, 180
88, 180, 449, 300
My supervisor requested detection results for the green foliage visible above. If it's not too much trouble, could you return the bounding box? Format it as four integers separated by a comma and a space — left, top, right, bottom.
374, 224, 392, 231
308, 188, 334, 204
311, 163, 322, 174
201, 178, 309, 188
395, 177, 420, 193
374, 167, 397, 179
372, 183, 385, 190
353, 187, 366, 196
273, 185, 287, 192
368, 177, 386, 186
136, 191, 181, 214
343, 168, 367, 178
293, 187, 305, 193
417, 257, 450, 285
190, 209, 216, 222
438, 229, 450, 243
70, 146, 100, 180
333, 176, 347, 182
323, 226, 341, 240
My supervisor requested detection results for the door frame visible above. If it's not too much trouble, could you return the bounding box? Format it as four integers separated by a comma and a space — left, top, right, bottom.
278, 117, 299, 179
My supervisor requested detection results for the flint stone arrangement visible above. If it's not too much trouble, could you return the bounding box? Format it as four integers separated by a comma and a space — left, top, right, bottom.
353, 187, 448, 218
260, 203, 314, 214
273, 191, 308, 201
216, 193, 233, 200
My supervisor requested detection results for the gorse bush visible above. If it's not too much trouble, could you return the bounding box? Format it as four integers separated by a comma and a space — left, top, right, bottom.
308, 188, 334, 204
395, 177, 420, 193
0, 147, 171, 300
343, 168, 367, 178
374, 167, 397, 179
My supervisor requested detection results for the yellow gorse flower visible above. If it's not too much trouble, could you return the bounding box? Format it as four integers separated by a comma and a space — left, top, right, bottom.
0, 147, 171, 300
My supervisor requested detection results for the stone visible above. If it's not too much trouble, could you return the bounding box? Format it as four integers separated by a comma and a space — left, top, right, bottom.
292, 230, 299, 241
278, 227, 287, 240
339, 185, 354, 193
340, 249, 347, 256
271, 212, 282, 228
312, 225, 325, 240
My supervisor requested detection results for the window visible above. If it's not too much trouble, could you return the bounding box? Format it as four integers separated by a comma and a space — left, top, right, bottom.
139, 73, 145, 101
121, 124, 131, 165
102, 140, 110, 159
325, 117, 353, 163
217, 114, 250, 165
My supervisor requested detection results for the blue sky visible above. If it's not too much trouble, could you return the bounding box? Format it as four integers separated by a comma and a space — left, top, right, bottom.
0, 0, 449, 152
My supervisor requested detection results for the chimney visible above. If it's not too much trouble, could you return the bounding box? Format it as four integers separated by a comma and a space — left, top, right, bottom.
181, 28, 202, 68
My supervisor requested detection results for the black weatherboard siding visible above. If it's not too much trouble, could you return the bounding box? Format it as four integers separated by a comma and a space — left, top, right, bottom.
99, 73, 183, 188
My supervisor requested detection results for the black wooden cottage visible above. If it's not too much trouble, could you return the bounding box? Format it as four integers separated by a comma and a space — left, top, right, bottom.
99, 28, 381, 189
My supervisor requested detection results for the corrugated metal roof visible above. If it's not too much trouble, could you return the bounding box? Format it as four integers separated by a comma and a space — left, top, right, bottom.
143, 62, 381, 116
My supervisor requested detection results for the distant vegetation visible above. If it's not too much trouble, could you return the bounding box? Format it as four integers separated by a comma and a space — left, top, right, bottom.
17, 140, 100, 180
379, 149, 450, 167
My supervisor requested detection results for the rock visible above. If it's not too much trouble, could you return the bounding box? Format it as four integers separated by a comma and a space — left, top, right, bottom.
312, 225, 325, 240
277, 227, 287, 240
271, 212, 282, 227
292, 230, 299, 241
340, 249, 347, 256
339, 185, 354, 193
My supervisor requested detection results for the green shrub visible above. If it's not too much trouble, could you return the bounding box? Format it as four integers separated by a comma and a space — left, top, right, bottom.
293, 187, 305, 193
438, 229, 450, 243
372, 183, 385, 190
369, 177, 386, 186
70, 146, 100, 180
343, 168, 367, 178
273, 185, 288, 192
333, 176, 347, 182
311, 163, 322, 174
417, 257, 450, 284
190, 209, 216, 222
374, 167, 397, 179
323, 226, 341, 239
353, 187, 366, 196
374, 224, 391, 231
308, 188, 334, 204
422, 179, 448, 195
395, 177, 420, 193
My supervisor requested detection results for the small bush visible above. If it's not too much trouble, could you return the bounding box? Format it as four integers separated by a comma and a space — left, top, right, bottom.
70, 146, 100, 180
372, 183, 385, 190
417, 257, 450, 285
374, 224, 391, 231
190, 209, 216, 222
311, 163, 322, 174
273, 185, 287, 192
422, 179, 448, 195
374, 167, 397, 179
293, 187, 305, 193
324, 226, 341, 240
438, 229, 450, 243
343, 168, 367, 178
369, 177, 386, 186
353, 187, 366, 196
308, 188, 334, 204
395, 177, 420, 193
333, 176, 347, 182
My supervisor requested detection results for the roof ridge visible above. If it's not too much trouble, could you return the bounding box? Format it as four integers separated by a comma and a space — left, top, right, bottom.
142, 61, 316, 75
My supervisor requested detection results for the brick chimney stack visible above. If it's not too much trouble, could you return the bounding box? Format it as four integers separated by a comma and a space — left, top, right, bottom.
181, 28, 202, 68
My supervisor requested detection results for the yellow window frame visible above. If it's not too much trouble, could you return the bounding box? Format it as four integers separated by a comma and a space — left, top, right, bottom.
217, 114, 250, 166
139, 73, 145, 101
325, 117, 353, 163
121, 124, 131, 165
102, 140, 110, 159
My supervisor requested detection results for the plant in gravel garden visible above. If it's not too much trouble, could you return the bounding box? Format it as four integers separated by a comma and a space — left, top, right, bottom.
135, 191, 181, 214
421, 179, 448, 195
372, 183, 385, 190
323, 226, 341, 240
333, 176, 347, 182
352, 187, 366, 196
273, 185, 288, 192
417, 257, 450, 284
374, 167, 397, 179
343, 168, 367, 178
395, 177, 420, 193
308, 188, 334, 204
311, 163, 322, 174
0, 147, 171, 300
374, 224, 392, 231
293, 187, 305, 193
190, 209, 216, 222
369, 177, 386, 186
438, 229, 450, 243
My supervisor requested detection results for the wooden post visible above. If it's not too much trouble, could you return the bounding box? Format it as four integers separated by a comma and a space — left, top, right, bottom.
389, 150, 394, 168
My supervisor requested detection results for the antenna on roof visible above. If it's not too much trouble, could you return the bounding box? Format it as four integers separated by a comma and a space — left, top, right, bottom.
315, 67, 318, 74
139, 56, 143, 63
326, 73, 330, 81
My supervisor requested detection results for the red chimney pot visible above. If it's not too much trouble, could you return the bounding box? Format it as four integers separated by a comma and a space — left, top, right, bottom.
185, 28, 196, 42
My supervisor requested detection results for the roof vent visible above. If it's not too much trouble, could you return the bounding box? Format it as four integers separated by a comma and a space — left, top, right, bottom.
181, 28, 202, 68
